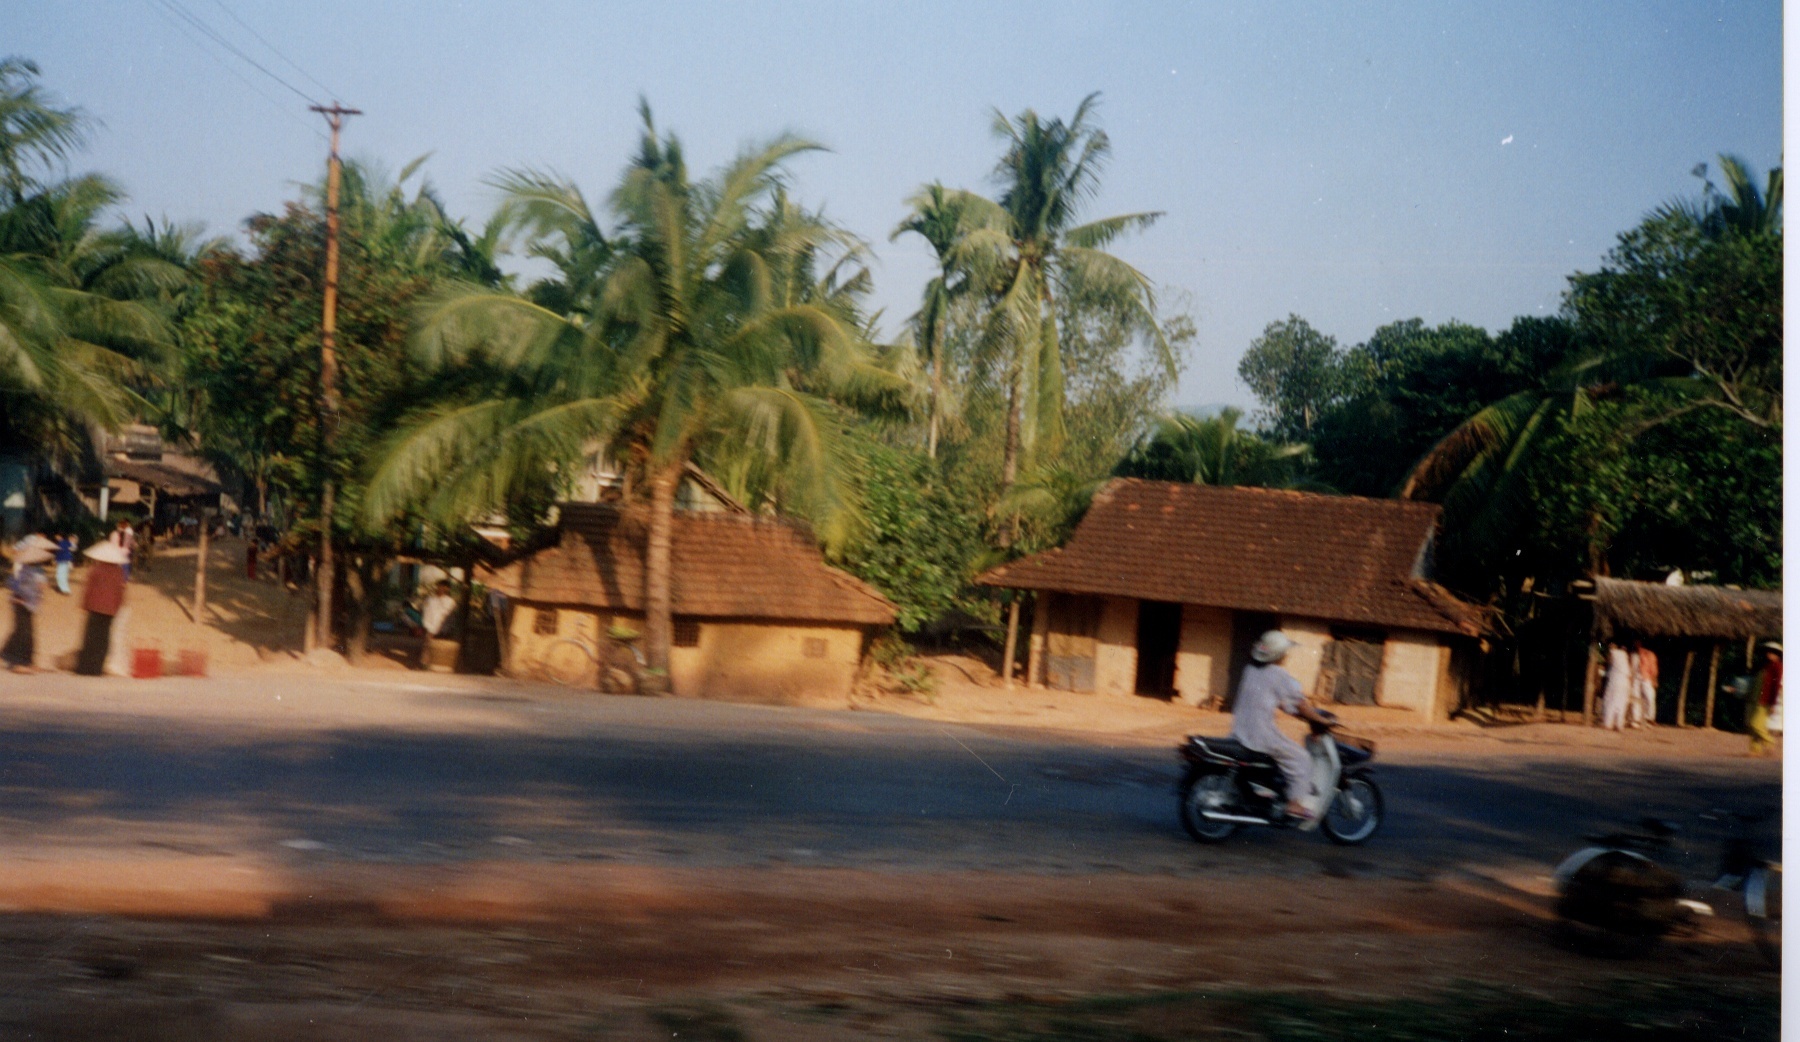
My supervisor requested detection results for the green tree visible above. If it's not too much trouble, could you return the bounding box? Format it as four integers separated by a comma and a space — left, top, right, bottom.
1521, 391, 1779, 586
1567, 155, 1781, 429
365, 105, 909, 683
1309, 317, 1559, 498
1115, 407, 1320, 490
892, 183, 1004, 458
0, 62, 174, 464
0, 57, 85, 205
1406, 157, 1781, 594
176, 159, 475, 655
838, 436, 989, 632
968, 93, 1170, 492
1236, 315, 1348, 441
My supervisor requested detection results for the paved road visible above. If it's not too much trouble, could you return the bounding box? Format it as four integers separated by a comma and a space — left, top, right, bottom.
0, 675, 1779, 884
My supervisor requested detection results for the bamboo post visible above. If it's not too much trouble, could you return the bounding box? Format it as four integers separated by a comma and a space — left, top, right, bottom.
1703, 643, 1722, 729
1674, 649, 1695, 727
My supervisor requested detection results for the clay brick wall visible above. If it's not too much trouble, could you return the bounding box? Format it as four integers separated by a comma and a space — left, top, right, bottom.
1173, 605, 1233, 707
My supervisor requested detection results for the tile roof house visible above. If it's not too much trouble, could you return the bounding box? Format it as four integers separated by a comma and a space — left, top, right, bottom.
979, 479, 1485, 721
484, 502, 895, 702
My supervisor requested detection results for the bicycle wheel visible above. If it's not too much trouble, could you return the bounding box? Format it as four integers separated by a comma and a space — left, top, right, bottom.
1745, 864, 1781, 968
540, 639, 596, 687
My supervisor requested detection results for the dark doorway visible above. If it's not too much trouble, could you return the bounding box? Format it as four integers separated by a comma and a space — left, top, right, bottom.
1134, 600, 1182, 697
1225, 611, 1280, 710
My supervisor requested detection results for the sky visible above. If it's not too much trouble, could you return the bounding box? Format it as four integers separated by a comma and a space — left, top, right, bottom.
9, 1, 1784, 412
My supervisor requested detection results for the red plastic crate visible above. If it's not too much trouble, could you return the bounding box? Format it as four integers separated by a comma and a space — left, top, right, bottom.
131, 648, 162, 679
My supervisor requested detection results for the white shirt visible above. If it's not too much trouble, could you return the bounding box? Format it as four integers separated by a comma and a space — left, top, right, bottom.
1229, 662, 1306, 752
420, 593, 456, 637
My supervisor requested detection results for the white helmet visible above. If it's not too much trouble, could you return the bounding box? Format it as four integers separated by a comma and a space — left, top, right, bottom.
1250, 630, 1294, 663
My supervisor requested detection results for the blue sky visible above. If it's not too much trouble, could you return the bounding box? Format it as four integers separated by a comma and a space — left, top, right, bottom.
10, 1, 1783, 410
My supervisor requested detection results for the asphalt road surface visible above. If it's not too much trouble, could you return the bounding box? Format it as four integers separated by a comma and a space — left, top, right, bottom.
0, 676, 1778, 885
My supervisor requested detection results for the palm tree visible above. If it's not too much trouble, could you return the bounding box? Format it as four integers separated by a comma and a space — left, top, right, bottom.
0, 58, 86, 206
366, 104, 908, 685
1115, 408, 1322, 489
1654, 154, 1782, 240
969, 93, 1170, 492
485, 167, 612, 317
0, 60, 166, 432
0, 68, 175, 462
892, 183, 1003, 458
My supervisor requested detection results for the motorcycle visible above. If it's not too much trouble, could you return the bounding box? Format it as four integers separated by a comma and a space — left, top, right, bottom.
1551, 810, 1781, 965
1176, 708, 1384, 845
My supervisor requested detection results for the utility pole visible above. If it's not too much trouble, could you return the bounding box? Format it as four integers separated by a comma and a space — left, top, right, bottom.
310, 103, 360, 652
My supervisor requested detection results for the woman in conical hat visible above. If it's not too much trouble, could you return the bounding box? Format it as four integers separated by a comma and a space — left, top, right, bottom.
2, 541, 51, 673
75, 541, 129, 675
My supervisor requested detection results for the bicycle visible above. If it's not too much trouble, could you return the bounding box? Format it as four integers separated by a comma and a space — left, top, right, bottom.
535, 637, 598, 687
1552, 807, 1780, 968
532, 632, 648, 693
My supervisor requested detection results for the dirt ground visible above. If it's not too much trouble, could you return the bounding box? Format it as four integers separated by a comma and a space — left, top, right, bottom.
0, 860, 1780, 1040
2, 540, 1783, 1039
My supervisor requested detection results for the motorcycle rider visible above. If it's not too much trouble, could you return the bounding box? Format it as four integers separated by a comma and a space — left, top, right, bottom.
1230, 630, 1334, 820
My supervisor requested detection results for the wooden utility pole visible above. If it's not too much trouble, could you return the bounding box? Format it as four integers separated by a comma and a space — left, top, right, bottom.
309, 103, 360, 652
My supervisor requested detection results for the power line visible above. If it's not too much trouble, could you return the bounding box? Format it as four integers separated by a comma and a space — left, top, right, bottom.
143, 0, 325, 141
152, 0, 320, 106
205, 0, 339, 102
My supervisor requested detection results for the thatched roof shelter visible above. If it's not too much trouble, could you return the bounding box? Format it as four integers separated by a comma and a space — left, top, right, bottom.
1588, 577, 1781, 641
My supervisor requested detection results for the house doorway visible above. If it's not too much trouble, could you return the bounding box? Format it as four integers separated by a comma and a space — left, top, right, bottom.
1134, 600, 1182, 697
1225, 611, 1280, 710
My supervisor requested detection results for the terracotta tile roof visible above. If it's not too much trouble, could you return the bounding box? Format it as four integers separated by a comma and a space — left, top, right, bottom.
484, 503, 895, 626
978, 479, 1483, 636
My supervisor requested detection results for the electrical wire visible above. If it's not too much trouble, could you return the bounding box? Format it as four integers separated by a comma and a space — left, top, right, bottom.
204, 0, 339, 103
142, 0, 325, 141
152, 0, 320, 106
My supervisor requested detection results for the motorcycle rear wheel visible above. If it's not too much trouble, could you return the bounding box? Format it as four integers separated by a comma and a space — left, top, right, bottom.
1178, 773, 1240, 843
1321, 776, 1384, 845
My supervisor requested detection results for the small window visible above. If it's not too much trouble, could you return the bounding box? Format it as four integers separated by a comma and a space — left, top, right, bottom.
802, 637, 828, 659
533, 608, 559, 636
673, 618, 701, 647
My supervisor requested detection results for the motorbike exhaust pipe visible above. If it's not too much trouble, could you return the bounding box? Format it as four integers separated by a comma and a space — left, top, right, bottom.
1201, 811, 1273, 824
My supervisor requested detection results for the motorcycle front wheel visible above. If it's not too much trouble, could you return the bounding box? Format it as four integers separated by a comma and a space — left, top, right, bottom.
1320, 776, 1384, 845
1178, 773, 1240, 843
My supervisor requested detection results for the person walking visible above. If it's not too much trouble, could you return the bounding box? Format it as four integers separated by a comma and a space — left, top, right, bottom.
1600, 643, 1633, 731
75, 541, 128, 676
3, 538, 52, 673
1630, 640, 1659, 728
108, 518, 136, 581
50, 531, 74, 594
1747, 642, 1782, 757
